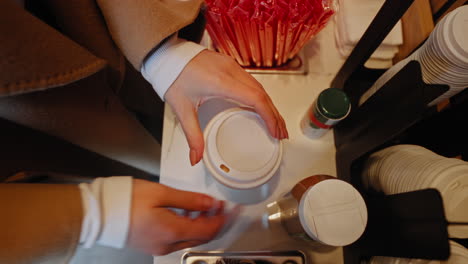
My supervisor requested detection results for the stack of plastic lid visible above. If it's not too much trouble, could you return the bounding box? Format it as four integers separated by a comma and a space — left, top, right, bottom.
369, 240, 468, 264
362, 145, 468, 237
334, 0, 403, 69
360, 6, 468, 106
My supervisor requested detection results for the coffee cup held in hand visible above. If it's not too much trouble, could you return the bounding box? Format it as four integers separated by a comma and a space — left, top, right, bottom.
203, 108, 283, 190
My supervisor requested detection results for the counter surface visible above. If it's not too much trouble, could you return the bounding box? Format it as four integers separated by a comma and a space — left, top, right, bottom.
155, 23, 347, 264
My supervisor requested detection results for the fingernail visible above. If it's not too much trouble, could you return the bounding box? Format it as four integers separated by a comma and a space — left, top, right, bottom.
217, 200, 225, 213
203, 196, 214, 208
206, 199, 222, 217
190, 149, 197, 166
215, 200, 224, 210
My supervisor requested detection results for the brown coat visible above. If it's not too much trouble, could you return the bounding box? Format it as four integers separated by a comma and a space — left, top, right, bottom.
0, 0, 202, 262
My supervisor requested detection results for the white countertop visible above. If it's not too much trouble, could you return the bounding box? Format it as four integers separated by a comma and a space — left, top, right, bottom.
155, 22, 347, 264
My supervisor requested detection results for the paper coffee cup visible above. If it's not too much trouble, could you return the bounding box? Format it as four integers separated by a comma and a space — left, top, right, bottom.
203, 108, 283, 190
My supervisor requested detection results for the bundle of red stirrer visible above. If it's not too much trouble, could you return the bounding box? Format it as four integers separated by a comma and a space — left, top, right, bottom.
205, 0, 337, 67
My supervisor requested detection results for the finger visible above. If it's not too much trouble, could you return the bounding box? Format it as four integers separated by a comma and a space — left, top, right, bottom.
268, 98, 288, 139
176, 213, 227, 241
156, 209, 226, 243
218, 82, 280, 139
229, 71, 288, 140
158, 185, 224, 212
265, 95, 288, 139
236, 71, 289, 139
172, 99, 205, 166
198, 211, 208, 218
279, 113, 289, 139
251, 97, 280, 139
230, 65, 265, 91
169, 240, 206, 252
265, 97, 283, 139
223, 204, 243, 230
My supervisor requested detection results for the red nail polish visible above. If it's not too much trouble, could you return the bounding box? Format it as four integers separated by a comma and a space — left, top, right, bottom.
190, 149, 197, 166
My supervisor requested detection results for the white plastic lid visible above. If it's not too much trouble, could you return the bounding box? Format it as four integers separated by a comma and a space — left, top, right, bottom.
203, 108, 283, 189
298, 179, 368, 246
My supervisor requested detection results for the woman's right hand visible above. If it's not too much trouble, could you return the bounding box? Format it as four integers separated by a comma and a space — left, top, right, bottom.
127, 179, 227, 255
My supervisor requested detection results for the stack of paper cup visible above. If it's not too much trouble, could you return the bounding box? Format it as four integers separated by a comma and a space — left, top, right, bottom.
359, 6, 468, 106
362, 145, 468, 237
369, 240, 468, 264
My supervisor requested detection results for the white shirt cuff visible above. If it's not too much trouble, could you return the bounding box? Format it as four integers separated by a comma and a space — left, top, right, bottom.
79, 176, 133, 249
141, 35, 206, 101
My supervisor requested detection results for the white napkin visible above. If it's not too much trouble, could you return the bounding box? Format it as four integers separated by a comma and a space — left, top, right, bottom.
334, 0, 403, 67
338, 0, 403, 47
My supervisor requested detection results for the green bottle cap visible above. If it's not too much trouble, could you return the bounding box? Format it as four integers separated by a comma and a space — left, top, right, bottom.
317, 88, 351, 119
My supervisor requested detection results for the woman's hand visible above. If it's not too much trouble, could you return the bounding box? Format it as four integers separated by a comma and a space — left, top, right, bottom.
127, 179, 227, 255
165, 50, 288, 166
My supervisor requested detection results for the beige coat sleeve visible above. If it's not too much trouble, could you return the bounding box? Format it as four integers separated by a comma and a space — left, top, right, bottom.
96, 0, 204, 69
0, 184, 83, 264
0, 0, 106, 98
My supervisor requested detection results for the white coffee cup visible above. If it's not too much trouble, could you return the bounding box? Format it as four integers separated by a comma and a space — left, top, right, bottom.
203, 107, 283, 190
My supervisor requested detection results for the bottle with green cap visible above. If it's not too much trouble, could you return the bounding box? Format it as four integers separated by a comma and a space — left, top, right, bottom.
300, 88, 351, 139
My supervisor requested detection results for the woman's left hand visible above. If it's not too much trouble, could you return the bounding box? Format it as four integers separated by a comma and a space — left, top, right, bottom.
165, 50, 288, 166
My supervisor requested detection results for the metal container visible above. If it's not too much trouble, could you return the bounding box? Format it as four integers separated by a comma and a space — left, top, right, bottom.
181, 250, 306, 264
266, 175, 368, 246
300, 88, 351, 139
